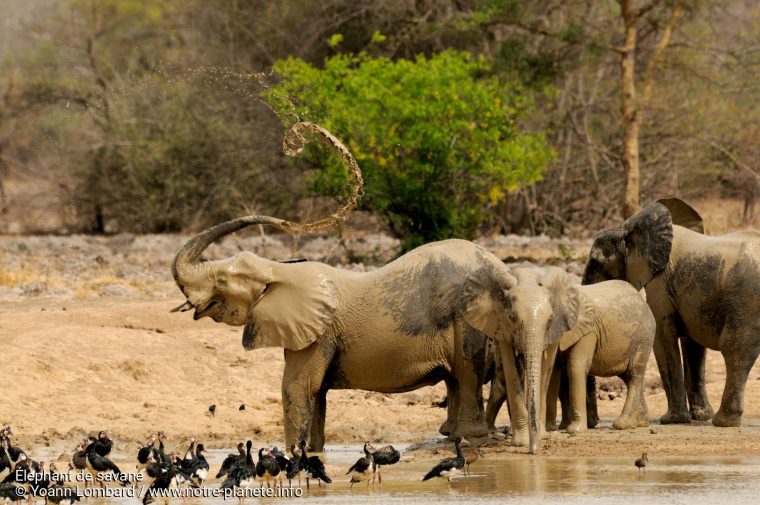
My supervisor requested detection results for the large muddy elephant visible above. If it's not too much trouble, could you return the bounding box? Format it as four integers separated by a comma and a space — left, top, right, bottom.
496, 264, 654, 454
583, 198, 760, 427
173, 233, 515, 450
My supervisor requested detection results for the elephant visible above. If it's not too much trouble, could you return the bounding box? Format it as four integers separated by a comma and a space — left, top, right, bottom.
494, 264, 577, 454
496, 264, 655, 454
583, 198, 760, 427
173, 231, 517, 449
545, 280, 654, 433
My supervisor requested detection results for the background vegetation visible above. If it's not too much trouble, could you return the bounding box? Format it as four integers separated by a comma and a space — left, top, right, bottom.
1, 0, 759, 244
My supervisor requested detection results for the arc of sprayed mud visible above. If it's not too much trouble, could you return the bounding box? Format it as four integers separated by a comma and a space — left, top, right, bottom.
278, 121, 364, 234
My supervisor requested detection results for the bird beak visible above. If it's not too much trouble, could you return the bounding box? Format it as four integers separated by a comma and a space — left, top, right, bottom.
170, 301, 194, 313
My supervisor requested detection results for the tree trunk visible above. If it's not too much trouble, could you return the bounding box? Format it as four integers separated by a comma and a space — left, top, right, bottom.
620, 0, 640, 218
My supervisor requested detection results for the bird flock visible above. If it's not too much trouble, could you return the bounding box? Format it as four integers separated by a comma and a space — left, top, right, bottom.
0, 425, 651, 502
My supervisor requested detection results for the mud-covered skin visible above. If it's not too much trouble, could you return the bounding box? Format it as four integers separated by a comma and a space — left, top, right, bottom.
549, 281, 655, 433
175, 237, 514, 451
496, 265, 580, 454
584, 198, 760, 427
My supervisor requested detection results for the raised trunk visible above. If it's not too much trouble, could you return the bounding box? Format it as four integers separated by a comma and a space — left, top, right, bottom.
172, 215, 285, 290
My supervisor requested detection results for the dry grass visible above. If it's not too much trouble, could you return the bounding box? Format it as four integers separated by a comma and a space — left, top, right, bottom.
0, 264, 48, 287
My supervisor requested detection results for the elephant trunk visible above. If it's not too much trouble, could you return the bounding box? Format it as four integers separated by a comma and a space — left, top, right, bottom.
525, 337, 543, 455
172, 216, 286, 291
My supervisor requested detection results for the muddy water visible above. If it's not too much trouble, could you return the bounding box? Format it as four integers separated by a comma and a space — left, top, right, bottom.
30, 445, 760, 504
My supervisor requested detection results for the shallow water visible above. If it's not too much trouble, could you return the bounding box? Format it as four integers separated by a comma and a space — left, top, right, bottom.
28, 445, 760, 504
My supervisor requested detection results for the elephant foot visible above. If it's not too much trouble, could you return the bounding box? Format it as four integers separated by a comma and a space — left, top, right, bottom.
565, 420, 587, 434
545, 420, 558, 432
660, 410, 691, 424
511, 428, 528, 447
712, 410, 742, 427
558, 419, 570, 430
438, 420, 453, 437
452, 420, 489, 439
587, 412, 600, 429
690, 404, 714, 422
613, 411, 648, 430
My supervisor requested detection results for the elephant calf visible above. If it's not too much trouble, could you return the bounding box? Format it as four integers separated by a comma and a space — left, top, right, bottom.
549, 280, 655, 433
496, 264, 655, 454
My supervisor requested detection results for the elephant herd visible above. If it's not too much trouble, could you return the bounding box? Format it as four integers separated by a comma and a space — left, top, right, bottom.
171, 196, 760, 455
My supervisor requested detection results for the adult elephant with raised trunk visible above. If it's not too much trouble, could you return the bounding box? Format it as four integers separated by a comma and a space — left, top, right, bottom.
583, 198, 760, 427
171, 123, 515, 451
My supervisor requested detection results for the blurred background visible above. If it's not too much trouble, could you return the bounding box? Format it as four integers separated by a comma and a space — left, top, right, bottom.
1, 0, 758, 248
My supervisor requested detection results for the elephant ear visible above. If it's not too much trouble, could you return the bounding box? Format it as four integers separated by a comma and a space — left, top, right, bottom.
242, 266, 336, 351
541, 268, 580, 345
559, 291, 596, 351
463, 269, 516, 341
622, 202, 674, 286
656, 197, 704, 234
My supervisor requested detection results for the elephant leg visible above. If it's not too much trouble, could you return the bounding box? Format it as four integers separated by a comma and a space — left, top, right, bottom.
439, 379, 458, 436
558, 366, 572, 430
650, 311, 690, 424
309, 388, 327, 452
485, 370, 507, 431
539, 344, 558, 439
282, 345, 333, 448
449, 322, 488, 438
681, 337, 714, 421
499, 342, 528, 447
545, 361, 561, 432
712, 342, 760, 427
613, 370, 648, 429
565, 339, 594, 434
586, 375, 599, 428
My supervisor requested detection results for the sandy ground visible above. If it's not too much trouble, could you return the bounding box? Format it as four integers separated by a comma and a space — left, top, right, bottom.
2, 232, 760, 463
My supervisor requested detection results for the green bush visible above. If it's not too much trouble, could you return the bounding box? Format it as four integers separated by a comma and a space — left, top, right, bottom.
265, 50, 554, 250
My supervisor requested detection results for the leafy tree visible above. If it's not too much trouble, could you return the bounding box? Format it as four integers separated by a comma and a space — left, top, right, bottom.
265, 50, 554, 249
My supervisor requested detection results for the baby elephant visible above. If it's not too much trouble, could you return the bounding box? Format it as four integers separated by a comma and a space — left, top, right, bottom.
550, 280, 655, 432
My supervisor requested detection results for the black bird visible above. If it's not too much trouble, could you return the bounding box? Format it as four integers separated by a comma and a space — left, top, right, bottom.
46, 484, 82, 505
371, 445, 400, 484
216, 443, 246, 479
0, 437, 13, 476
87, 431, 112, 457
137, 434, 156, 470
298, 440, 331, 489
220, 441, 256, 502
142, 452, 184, 505
181, 436, 196, 468
0, 427, 26, 474
239, 404, 245, 411
180, 443, 209, 485
85, 436, 129, 487
1, 454, 40, 484
208, 405, 216, 417
285, 444, 303, 485
256, 449, 281, 488
270, 447, 292, 476
422, 437, 467, 485
347, 443, 374, 489
0, 482, 27, 502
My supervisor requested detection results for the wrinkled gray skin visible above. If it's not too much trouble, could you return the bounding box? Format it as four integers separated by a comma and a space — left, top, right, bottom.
546, 281, 655, 432
496, 265, 580, 454
583, 198, 760, 427
173, 218, 516, 450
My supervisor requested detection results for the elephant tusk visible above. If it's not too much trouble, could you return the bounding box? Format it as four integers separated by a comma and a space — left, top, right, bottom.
170, 301, 194, 313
